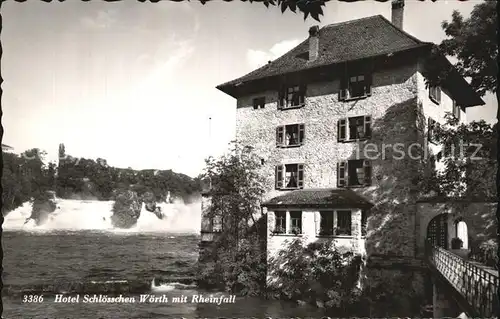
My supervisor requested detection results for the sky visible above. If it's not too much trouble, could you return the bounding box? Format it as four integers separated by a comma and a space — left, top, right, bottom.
1, 0, 497, 177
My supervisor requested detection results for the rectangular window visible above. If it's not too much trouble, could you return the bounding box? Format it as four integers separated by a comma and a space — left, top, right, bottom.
339, 72, 372, 101
337, 159, 372, 187
429, 86, 441, 104
289, 211, 302, 235
212, 215, 223, 233
275, 163, 304, 190
338, 115, 371, 142
319, 211, 334, 236
276, 124, 305, 147
278, 85, 306, 109
253, 97, 265, 109
336, 210, 352, 236
274, 211, 286, 234
452, 100, 461, 121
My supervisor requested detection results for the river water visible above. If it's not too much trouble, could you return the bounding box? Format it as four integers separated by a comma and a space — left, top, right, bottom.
2, 199, 324, 318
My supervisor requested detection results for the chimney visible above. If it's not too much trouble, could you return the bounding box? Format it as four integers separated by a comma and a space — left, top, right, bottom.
391, 0, 404, 29
308, 25, 319, 61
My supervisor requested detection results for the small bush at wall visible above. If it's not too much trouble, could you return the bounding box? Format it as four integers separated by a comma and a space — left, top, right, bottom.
451, 237, 464, 249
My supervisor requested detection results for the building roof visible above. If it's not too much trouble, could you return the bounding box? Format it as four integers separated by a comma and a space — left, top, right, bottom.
262, 188, 374, 209
216, 15, 484, 107
218, 15, 429, 91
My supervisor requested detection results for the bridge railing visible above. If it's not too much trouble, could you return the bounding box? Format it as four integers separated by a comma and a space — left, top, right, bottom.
427, 244, 499, 317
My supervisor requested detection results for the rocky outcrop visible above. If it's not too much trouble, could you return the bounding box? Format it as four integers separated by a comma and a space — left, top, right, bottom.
142, 191, 157, 213
26, 191, 57, 226
111, 190, 142, 228
141, 191, 165, 220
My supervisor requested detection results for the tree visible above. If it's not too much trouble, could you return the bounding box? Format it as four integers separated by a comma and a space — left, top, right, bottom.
419, 114, 496, 199
198, 141, 267, 294
439, 1, 497, 98
203, 142, 266, 244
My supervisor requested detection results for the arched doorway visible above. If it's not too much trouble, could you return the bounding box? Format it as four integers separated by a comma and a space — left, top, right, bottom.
426, 213, 448, 249
454, 219, 468, 249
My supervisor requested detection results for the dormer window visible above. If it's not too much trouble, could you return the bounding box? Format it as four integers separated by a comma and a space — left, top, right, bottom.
429, 86, 441, 104
339, 72, 372, 101
278, 85, 306, 109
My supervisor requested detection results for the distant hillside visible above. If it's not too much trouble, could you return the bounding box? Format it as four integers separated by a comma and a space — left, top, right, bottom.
2, 147, 201, 215
57, 155, 201, 203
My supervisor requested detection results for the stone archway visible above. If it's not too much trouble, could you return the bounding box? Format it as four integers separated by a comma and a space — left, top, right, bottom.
426, 213, 448, 249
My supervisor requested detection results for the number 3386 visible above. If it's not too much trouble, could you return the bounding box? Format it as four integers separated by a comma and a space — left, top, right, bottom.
23, 295, 43, 303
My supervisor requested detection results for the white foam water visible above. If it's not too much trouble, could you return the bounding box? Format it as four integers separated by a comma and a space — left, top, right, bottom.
150, 279, 197, 293
2, 198, 201, 234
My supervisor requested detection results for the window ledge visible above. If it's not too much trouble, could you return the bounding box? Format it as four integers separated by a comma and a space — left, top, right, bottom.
277, 144, 303, 149
316, 235, 354, 239
340, 138, 370, 143
344, 185, 369, 189
271, 233, 303, 237
429, 97, 440, 105
280, 104, 305, 111
341, 94, 370, 102
278, 187, 304, 191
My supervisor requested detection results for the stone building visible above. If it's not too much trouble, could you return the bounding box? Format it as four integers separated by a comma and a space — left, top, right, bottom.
203, 0, 495, 315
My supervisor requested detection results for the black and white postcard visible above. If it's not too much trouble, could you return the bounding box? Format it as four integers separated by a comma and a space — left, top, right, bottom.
1, 1, 498, 318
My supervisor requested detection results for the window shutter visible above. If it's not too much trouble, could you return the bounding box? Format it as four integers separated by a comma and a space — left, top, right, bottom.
276, 126, 284, 147
339, 88, 347, 101
436, 87, 441, 103
275, 165, 283, 189
337, 161, 347, 187
364, 116, 372, 138
299, 85, 306, 105
338, 118, 347, 142
298, 124, 305, 144
363, 160, 372, 186
456, 105, 461, 121
364, 72, 373, 96
297, 164, 304, 189
278, 89, 284, 109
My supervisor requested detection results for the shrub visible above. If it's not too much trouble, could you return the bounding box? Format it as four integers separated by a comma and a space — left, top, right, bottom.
451, 237, 464, 249
268, 238, 363, 315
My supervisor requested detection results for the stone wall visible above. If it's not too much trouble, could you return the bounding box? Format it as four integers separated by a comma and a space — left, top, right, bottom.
235, 60, 424, 258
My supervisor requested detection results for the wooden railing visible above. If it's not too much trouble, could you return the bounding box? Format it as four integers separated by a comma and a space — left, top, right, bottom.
427, 244, 499, 317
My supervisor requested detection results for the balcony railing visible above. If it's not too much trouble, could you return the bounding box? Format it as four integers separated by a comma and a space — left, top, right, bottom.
427, 244, 499, 317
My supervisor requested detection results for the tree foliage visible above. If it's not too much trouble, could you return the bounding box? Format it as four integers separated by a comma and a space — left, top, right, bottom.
1, 149, 53, 214
439, 1, 497, 97
268, 238, 364, 316
418, 114, 496, 199
203, 142, 266, 242
56, 152, 200, 202
197, 142, 267, 295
